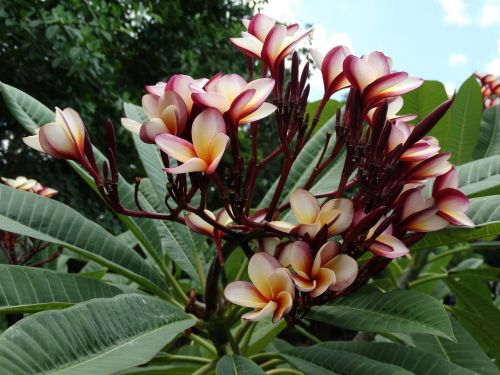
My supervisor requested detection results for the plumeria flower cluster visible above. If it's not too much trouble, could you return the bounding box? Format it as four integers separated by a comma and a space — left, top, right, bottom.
475, 72, 500, 108
1, 176, 58, 198
22, 13, 474, 325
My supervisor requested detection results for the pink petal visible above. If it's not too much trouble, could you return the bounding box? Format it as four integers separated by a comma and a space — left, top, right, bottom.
142, 94, 159, 118
238, 102, 277, 124
310, 268, 336, 298
327, 254, 358, 292
165, 74, 196, 113
344, 55, 384, 92
268, 220, 296, 233
262, 24, 287, 71
185, 211, 215, 237
38, 122, 80, 160
145, 81, 166, 96
401, 188, 428, 220
273, 291, 294, 323
274, 29, 312, 71
121, 118, 141, 134
292, 274, 316, 292
319, 198, 354, 236
290, 189, 320, 224
163, 158, 208, 174
159, 91, 187, 133
312, 241, 340, 276
310, 48, 324, 68
228, 89, 256, 124
290, 241, 313, 279
155, 134, 196, 162
433, 167, 458, 194
408, 153, 452, 180
370, 234, 409, 258
140, 118, 170, 144
248, 13, 276, 41
224, 281, 268, 308
322, 46, 352, 89
218, 74, 248, 102
192, 108, 226, 160
261, 237, 281, 256
248, 252, 281, 300
295, 222, 322, 238
191, 92, 230, 113
242, 301, 278, 321
61, 108, 86, 147
404, 210, 449, 232
436, 188, 469, 213
230, 36, 263, 59
242, 78, 275, 114
439, 211, 475, 227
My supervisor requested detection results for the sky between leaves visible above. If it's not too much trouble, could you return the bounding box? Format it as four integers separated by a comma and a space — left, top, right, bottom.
255, 0, 500, 100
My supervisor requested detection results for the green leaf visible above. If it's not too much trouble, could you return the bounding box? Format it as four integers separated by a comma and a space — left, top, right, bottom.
308, 287, 454, 339
216, 355, 265, 375
412, 195, 500, 250
473, 104, 500, 159
445, 278, 500, 360
401, 80, 449, 127
259, 116, 339, 208
413, 317, 499, 375
0, 184, 168, 297
306, 99, 343, 131
123, 103, 201, 285
0, 264, 122, 313
449, 266, 500, 282
282, 346, 411, 375
0, 82, 164, 270
456, 155, 500, 197
245, 319, 287, 356
319, 341, 477, 375
430, 75, 483, 165
0, 294, 195, 374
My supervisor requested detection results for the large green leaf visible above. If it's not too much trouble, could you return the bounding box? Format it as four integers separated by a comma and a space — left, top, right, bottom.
123, 103, 201, 284
0, 294, 195, 374
412, 195, 500, 250
259, 116, 338, 208
282, 346, 411, 375
319, 341, 477, 375
0, 264, 122, 313
216, 355, 265, 375
413, 317, 499, 375
306, 99, 343, 132
0, 184, 168, 297
445, 278, 500, 360
0, 82, 164, 271
473, 104, 500, 159
430, 75, 483, 165
456, 155, 500, 196
308, 287, 454, 339
245, 319, 287, 356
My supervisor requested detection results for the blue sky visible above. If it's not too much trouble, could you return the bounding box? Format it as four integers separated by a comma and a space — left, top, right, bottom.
257, 0, 500, 100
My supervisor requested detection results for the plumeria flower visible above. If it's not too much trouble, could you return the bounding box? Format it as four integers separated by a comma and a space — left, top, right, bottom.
121, 75, 208, 144
432, 168, 474, 227
406, 153, 452, 182
185, 208, 232, 263
366, 97, 417, 127
343, 51, 423, 111
23, 107, 86, 163
310, 45, 352, 99
230, 13, 312, 76
269, 189, 354, 238
387, 121, 440, 162
399, 188, 449, 232
155, 108, 229, 175
224, 252, 295, 323
353, 211, 409, 258
191, 73, 276, 126
279, 241, 358, 296
2, 176, 58, 198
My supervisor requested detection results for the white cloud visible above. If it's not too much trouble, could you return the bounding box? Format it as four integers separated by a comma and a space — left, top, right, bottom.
479, 0, 500, 27
448, 53, 468, 67
258, 0, 300, 23
438, 0, 472, 25
485, 38, 500, 74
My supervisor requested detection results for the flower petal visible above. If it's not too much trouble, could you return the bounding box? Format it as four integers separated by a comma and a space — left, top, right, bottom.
192, 108, 226, 159
239, 102, 277, 124
140, 118, 170, 144
38, 122, 80, 159
273, 291, 293, 323
290, 189, 320, 224
242, 301, 277, 321
292, 274, 316, 292
404, 210, 449, 232
121, 118, 141, 134
312, 241, 340, 276
310, 268, 336, 298
206, 133, 229, 175
155, 134, 196, 162
436, 188, 469, 213
230, 35, 263, 59
433, 167, 458, 194
191, 92, 230, 113
319, 198, 354, 236
23, 135, 44, 153
142, 94, 159, 118
248, 252, 281, 299
269, 268, 295, 299
262, 24, 287, 71
248, 13, 276, 41
439, 211, 475, 227
327, 254, 358, 292
163, 158, 208, 174
185, 210, 215, 237
224, 281, 268, 308
241, 78, 275, 116
370, 234, 409, 258
268, 220, 296, 233
290, 241, 313, 279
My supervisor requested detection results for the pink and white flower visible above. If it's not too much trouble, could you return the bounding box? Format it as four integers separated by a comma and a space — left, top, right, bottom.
279, 241, 358, 296
310, 46, 352, 98
269, 189, 354, 238
406, 153, 452, 181
155, 108, 229, 175
224, 252, 295, 323
388, 121, 440, 162
366, 97, 417, 127
191, 73, 276, 126
343, 51, 423, 111
23, 107, 87, 162
230, 13, 312, 76
2, 176, 58, 198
